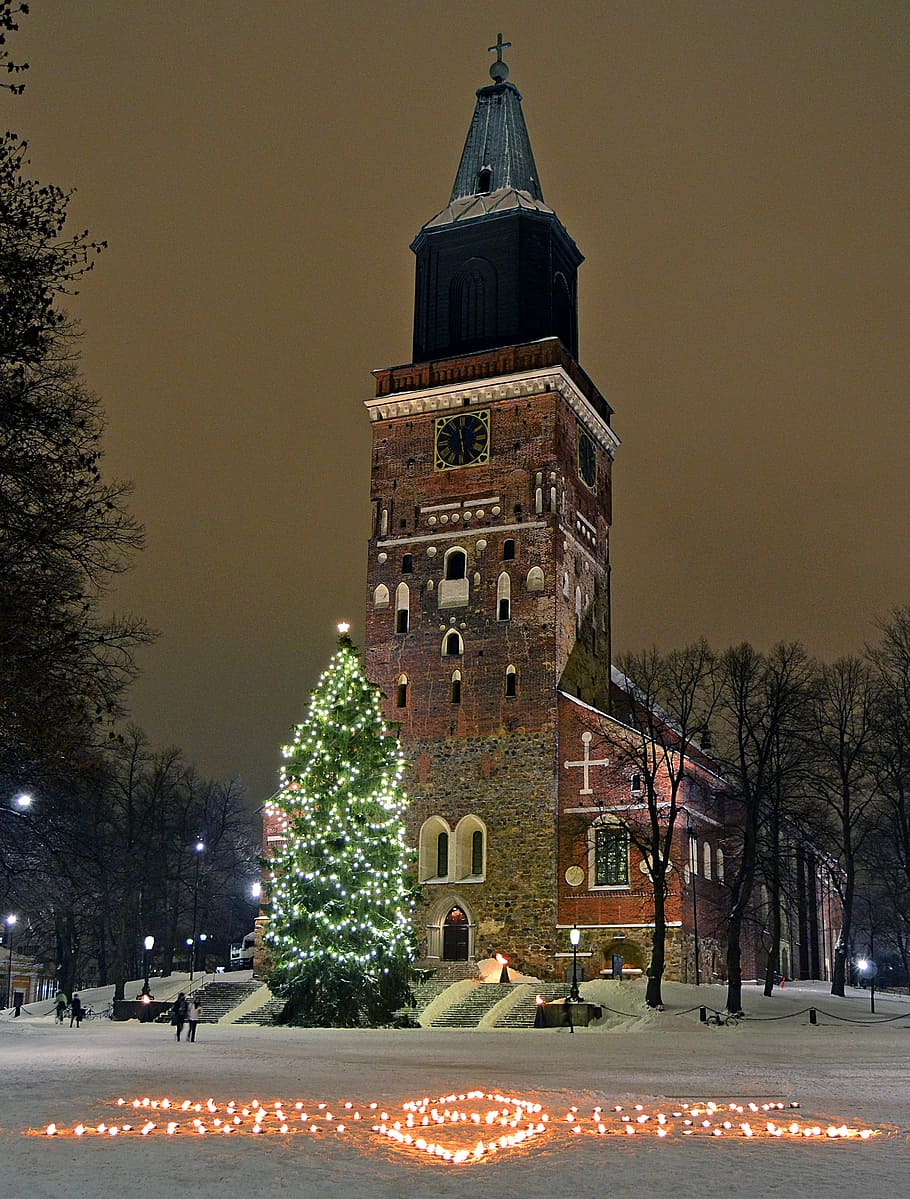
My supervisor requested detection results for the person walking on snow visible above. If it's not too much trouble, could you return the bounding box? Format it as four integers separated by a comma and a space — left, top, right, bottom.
171, 991, 189, 1041
187, 995, 202, 1042
70, 993, 84, 1028
54, 991, 68, 1024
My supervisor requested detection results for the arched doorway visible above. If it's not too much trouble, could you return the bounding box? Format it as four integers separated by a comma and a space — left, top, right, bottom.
442, 906, 469, 961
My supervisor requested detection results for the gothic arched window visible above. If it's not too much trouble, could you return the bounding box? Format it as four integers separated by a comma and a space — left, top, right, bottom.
449, 257, 497, 350
395, 582, 410, 634
442, 630, 464, 657
497, 572, 511, 621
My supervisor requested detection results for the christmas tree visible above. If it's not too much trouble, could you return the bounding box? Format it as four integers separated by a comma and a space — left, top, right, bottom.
264, 626, 415, 1026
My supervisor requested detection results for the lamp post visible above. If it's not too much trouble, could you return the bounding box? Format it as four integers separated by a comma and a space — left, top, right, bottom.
686, 823, 700, 986
569, 925, 581, 1002
143, 935, 155, 988
4, 914, 16, 1010
189, 840, 204, 981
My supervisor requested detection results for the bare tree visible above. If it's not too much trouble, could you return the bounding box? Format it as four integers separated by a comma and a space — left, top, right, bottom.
713, 642, 813, 1015
806, 656, 878, 997
598, 642, 717, 1008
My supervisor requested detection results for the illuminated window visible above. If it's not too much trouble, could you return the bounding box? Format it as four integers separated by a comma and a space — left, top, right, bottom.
593, 825, 629, 887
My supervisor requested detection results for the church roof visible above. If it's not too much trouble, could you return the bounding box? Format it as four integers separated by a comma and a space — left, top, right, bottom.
449, 81, 544, 204
424, 185, 554, 230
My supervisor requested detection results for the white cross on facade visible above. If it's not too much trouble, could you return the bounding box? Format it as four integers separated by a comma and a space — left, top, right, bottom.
563, 731, 610, 795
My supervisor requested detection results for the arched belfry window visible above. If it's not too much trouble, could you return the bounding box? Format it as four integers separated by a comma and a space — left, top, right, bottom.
449, 257, 497, 350
373, 583, 390, 609
497, 572, 511, 621
445, 548, 467, 580
395, 582, 410, 634
442, 630, 464, 657
477, 165, 493, 193
439, 546, 469, 610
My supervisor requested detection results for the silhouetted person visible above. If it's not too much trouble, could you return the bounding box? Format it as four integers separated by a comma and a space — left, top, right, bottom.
54, 991, 68, 1024
70, 993, 84, 1028
187, 995, 202, 1042
172, 992, 188, 1041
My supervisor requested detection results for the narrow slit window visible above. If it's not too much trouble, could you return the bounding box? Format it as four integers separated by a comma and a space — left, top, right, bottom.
471, 829, 484, 875
505, 665, 517, 698
450, 670, 462, 704
436, 831, 449, 878
395, 674, 408, 708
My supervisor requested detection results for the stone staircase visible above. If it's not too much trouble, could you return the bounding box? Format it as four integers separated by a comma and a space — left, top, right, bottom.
496, 982, 570, 1028
429, 983, 515, 1028
196, 980, 262, 1023
236, 996, 283, 1026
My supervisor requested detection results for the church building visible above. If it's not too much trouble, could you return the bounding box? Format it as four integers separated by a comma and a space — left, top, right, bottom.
362, 44, 720, 982
263, 42, 841, 990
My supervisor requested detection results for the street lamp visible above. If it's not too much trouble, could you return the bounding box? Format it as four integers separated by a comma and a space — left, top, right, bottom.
686, 823, 700, 986
4, 914, 17, 1010
13, 793, 32, 810
189, 840, 205, 981
569, 925, 581, 1002
143, 935, 155, 988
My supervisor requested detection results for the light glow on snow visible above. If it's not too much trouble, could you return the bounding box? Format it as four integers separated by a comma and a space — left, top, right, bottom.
31, 1091, 880, 1158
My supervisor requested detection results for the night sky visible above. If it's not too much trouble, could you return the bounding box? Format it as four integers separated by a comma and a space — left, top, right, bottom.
14, 3, 910, 804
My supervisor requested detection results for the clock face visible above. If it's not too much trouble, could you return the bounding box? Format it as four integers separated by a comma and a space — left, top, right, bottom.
578, 427, 597, 490
435, 410, 490, 470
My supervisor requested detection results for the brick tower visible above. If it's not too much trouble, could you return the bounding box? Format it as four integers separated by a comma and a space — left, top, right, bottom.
364, 47, 618, 976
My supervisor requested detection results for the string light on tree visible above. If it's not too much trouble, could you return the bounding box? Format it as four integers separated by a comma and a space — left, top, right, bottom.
263, 625, 415, 1026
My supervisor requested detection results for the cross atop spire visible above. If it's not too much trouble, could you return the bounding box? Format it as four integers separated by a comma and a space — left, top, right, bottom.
488, 33, 511, 82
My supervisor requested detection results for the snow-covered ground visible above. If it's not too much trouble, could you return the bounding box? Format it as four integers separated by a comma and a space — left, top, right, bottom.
2, 978, 908, 1199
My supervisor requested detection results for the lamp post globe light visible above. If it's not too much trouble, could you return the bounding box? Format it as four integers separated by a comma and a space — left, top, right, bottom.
189, 840, 205, 981
4, 914, 17, 1010
569, 925, 581, 1002
143, 935, 155, 987
13, 794, 32, 810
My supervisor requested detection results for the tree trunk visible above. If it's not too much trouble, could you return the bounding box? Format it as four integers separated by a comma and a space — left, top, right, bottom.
645, 876, 667, 1008
831, 854, 854, 998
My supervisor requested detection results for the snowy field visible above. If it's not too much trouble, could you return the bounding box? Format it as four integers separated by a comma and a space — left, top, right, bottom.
2, 978, 909, 1199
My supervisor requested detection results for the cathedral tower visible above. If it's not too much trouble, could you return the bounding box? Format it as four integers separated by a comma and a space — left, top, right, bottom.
364, 45, 618, 974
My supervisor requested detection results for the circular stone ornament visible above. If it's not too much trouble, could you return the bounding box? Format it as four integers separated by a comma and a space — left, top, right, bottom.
565, 865, 585, 887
